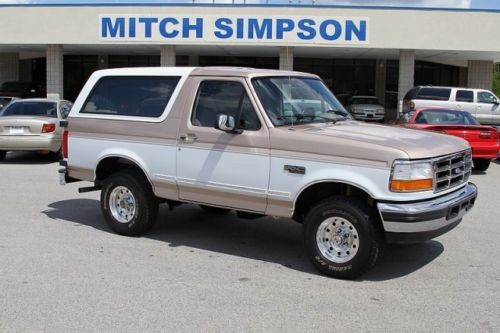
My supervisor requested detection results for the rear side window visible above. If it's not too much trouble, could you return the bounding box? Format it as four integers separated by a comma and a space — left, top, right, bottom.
81, 76, 180, 117
415, 88, 451, 101
403, 87, 420, 100
456, 90, 474, 103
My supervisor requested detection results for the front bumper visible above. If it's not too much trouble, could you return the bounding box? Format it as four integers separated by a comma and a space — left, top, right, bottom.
378, 183, 477, 243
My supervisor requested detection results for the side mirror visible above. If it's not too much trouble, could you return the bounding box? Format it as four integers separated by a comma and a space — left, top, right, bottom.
215, 114, 242, 134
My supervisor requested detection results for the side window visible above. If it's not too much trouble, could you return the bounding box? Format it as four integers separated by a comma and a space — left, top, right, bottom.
416, 88, 451, 101
456, 90, 473, 103
477, 91, 498, 104
192, 81, 261, 131
81, 76, 180, 117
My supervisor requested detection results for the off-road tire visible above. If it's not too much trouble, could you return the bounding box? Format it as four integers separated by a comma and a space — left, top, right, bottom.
101, 170, 159, 236
303, 196, 383, 279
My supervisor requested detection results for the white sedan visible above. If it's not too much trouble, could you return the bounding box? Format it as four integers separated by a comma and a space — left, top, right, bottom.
347, 96, 385, 122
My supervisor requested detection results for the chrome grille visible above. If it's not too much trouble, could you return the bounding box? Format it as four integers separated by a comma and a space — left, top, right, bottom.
434, 150, 472, 193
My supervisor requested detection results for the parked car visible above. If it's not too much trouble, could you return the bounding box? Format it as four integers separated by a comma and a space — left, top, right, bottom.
0, 98, 72, 161
396, 108, 499, 171
59, 67, 477, 279
0, 81, 45, 98
0, 96, 19, 111
403, 86, 500, 126
346, 96, 385, 122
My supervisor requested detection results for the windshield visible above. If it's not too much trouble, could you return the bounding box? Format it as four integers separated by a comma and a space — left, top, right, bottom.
0, 101, 57, 118
351, 97, 380, 105
252, 76, 350, 127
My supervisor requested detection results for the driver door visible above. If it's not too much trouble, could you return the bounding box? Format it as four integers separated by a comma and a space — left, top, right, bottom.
176, 77, 270, 212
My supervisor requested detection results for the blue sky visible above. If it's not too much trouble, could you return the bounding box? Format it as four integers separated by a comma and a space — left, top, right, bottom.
0, 0, 499, 10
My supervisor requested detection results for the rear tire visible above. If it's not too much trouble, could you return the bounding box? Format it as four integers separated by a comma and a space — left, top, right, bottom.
303, 196, 383, 279
473, 159, 490, 171
0, 151, 6, 161
101, 170, 159, 236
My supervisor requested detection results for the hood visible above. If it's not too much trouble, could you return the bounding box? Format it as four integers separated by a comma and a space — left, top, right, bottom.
270, 121, 470, 166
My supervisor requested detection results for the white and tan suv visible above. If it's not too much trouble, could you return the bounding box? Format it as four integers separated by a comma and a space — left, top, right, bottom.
403, 86, 500, 126
59, 67, 477, 279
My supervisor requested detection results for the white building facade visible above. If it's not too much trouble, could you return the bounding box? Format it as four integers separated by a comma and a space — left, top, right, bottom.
0, 2, 499, 117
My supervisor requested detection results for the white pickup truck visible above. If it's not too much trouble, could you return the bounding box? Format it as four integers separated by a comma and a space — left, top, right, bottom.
59, 67, 477, 279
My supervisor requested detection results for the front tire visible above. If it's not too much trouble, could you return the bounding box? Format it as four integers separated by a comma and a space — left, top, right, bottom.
0, 151, 6, 161
303, 196, 382, 279
473, 159, 490, 171
101, 170, 159, 236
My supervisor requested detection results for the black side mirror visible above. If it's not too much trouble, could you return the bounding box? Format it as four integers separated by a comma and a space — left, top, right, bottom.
215, 114, 243, 134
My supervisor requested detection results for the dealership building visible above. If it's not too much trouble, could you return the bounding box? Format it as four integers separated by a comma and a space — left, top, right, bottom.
0, 1, 499, 116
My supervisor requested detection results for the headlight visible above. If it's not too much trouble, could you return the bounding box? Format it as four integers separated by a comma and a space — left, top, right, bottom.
390, 160, 434, 192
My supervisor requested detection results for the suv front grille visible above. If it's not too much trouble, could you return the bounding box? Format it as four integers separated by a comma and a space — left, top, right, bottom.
434, 150, 472, 193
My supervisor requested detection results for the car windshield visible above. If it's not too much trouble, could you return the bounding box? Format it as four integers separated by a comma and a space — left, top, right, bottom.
0, 101, 57, 118
415, 109, 479, 125
351, 97, 380, 105
252, 76, 350, 127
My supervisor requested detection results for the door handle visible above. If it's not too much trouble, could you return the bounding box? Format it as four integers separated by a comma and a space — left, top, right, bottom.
179, 133, 198, 143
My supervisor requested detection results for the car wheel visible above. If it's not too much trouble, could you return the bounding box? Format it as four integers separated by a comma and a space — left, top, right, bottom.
303, 196, 383, 279
0, 151, 6, 161
473, 159, 490, 171
200, 205, 231, 214
101, 170, 159, 236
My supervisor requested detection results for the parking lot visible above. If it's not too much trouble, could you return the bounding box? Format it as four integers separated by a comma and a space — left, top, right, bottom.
1, 152, 499, 332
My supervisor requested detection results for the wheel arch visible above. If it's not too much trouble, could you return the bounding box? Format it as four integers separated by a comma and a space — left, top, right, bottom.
95, 154, 153, 188
292, 180, 377, 223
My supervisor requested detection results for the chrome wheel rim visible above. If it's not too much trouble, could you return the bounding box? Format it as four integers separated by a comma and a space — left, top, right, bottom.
316, 217, 359, 264
109, 186, 136, 224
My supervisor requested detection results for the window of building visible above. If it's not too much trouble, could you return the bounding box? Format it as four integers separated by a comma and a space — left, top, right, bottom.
192, 80, 260, 131
81, 76, 180, 117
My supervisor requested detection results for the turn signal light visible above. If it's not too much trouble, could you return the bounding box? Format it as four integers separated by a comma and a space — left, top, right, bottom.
390, 179, 433, 192
41, 123, 56, 133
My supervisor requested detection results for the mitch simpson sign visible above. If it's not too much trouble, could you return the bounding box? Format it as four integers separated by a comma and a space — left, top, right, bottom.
100, 15, 369, 45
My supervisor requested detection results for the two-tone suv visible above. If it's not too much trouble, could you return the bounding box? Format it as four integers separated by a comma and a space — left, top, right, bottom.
59, 67, 477, 279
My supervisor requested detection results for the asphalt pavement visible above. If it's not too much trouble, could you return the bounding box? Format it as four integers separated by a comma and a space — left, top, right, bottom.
1, 152, 499, 332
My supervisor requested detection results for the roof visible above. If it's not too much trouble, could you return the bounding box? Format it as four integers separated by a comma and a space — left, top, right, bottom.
93, 66, 319, 79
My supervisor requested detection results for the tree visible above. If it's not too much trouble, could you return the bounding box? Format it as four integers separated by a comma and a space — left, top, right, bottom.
494, 63, 500, 96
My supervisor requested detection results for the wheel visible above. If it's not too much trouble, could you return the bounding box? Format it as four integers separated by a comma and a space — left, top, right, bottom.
303, 196, 383, 279
473, 159, 490, 171
100, 170, 159, 236
199, 205, 231, 214
0, 151, 6, 161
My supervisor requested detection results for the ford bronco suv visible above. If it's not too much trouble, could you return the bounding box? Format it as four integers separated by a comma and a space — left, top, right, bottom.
59, 67, 477, 279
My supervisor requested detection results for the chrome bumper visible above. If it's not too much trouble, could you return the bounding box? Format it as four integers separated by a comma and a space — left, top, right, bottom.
378, 183, 477, 243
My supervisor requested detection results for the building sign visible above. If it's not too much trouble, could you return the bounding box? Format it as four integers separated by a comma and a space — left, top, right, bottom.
100, 15, 369, 45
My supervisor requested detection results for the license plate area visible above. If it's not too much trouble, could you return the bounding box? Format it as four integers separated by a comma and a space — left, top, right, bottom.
9, 126, 25, 135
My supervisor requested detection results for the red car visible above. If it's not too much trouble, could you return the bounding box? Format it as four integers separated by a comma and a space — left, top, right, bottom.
396, 108, 499, 171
